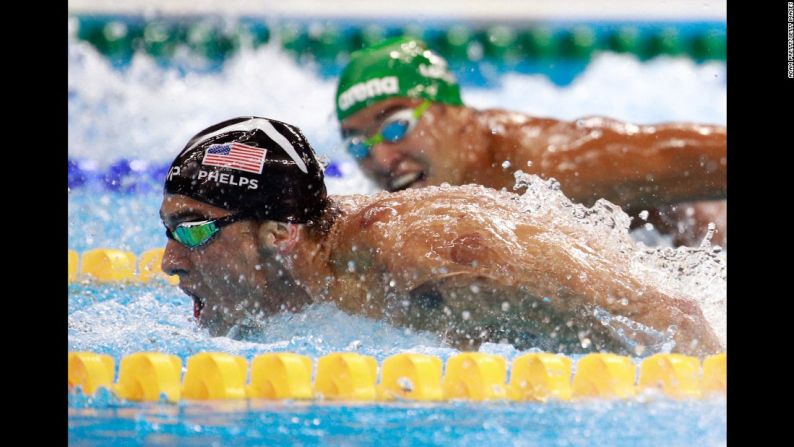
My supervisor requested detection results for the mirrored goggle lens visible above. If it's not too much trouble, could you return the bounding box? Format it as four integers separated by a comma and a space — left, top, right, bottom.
173, 222, 218, 248
347, 139, 371, 160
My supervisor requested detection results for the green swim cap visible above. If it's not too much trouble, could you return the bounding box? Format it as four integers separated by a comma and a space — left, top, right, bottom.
335, 37, 464, 122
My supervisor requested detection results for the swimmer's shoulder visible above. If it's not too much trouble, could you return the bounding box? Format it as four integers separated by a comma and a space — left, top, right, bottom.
477, 108, 561, 128
330, 186, 535, 236
326, 187, 527, 268
330, 187, 508, 232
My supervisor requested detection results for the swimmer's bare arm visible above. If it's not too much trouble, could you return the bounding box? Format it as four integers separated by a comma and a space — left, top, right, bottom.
404, 265, 722, 356
386, 225, 721, 356
503, 116, 726, 211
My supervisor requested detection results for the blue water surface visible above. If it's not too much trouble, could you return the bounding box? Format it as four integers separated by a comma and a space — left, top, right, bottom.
69, 398, 726, 447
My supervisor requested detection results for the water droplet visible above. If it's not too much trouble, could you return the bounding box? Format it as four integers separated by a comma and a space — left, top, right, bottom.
461, 310, 471, 320
501, 160, 511, 170
638, 210, 649, 220
397, 376, 414, 392
501, 302, 510, 312
347, 261, 356, 273
580, 338, 592, 349
470, 284, 481, 293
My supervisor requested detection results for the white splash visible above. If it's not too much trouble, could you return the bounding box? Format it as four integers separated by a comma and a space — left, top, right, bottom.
69, 34, 726, 169
512, 171, 726, 348
465, 53, 726, 125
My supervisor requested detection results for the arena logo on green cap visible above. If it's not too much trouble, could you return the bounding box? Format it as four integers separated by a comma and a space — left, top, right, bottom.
337, 76, 399, 112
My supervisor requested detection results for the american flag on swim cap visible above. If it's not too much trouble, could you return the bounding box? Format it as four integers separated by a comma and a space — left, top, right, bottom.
202, 142, 267, 174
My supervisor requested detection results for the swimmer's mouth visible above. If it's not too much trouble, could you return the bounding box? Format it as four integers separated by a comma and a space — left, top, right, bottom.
194, 298, 205, 320
387, 171, 425, 192
185, 291, 205, 320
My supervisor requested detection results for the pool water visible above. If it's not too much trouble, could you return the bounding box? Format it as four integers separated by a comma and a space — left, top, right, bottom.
69, 398, 726, 446
68, 18, 726, 447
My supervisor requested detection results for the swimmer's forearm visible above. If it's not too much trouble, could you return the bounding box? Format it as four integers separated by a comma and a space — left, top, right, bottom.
411, 272, 722, 356
626, 290, 723, 355
572, 272, 724, 356
504, 254, 724, 356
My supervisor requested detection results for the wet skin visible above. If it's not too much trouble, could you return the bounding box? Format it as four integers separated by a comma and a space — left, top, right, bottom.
341, 98, 727, 246
161, 190, 722, 356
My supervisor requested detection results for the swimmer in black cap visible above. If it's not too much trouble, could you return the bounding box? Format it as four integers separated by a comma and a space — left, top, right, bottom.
161, 117, 723, 356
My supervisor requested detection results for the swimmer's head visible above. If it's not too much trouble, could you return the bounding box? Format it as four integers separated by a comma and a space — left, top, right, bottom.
335, 37, 463, 123
337, 39, 476, 192
164, 116, 327, 223
161, 117, 324, 336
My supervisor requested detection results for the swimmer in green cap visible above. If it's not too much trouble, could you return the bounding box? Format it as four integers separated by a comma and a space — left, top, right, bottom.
161, 116, 723, 356
336, 37, 727, 248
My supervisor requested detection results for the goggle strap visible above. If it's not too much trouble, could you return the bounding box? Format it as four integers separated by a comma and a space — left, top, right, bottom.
364, 133, 384, 147
413, 100, 431, 118
212, 213, 255, 230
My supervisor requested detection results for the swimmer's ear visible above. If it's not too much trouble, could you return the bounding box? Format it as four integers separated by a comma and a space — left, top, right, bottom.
257, 221, 300, 255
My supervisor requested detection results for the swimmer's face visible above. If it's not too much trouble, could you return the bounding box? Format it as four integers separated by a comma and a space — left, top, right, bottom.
159, 194, 286, 336
341, 98, 468, 192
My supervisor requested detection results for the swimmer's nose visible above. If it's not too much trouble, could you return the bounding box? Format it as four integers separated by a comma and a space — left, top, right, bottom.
368, 143, 405, 172
162, 239, 191, 277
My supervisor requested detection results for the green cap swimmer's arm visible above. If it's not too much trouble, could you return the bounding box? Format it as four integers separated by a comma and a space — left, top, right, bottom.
497, 115, 727, 211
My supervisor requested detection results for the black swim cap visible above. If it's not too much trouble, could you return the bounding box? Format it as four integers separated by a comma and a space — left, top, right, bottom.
164, 116, 327, 223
